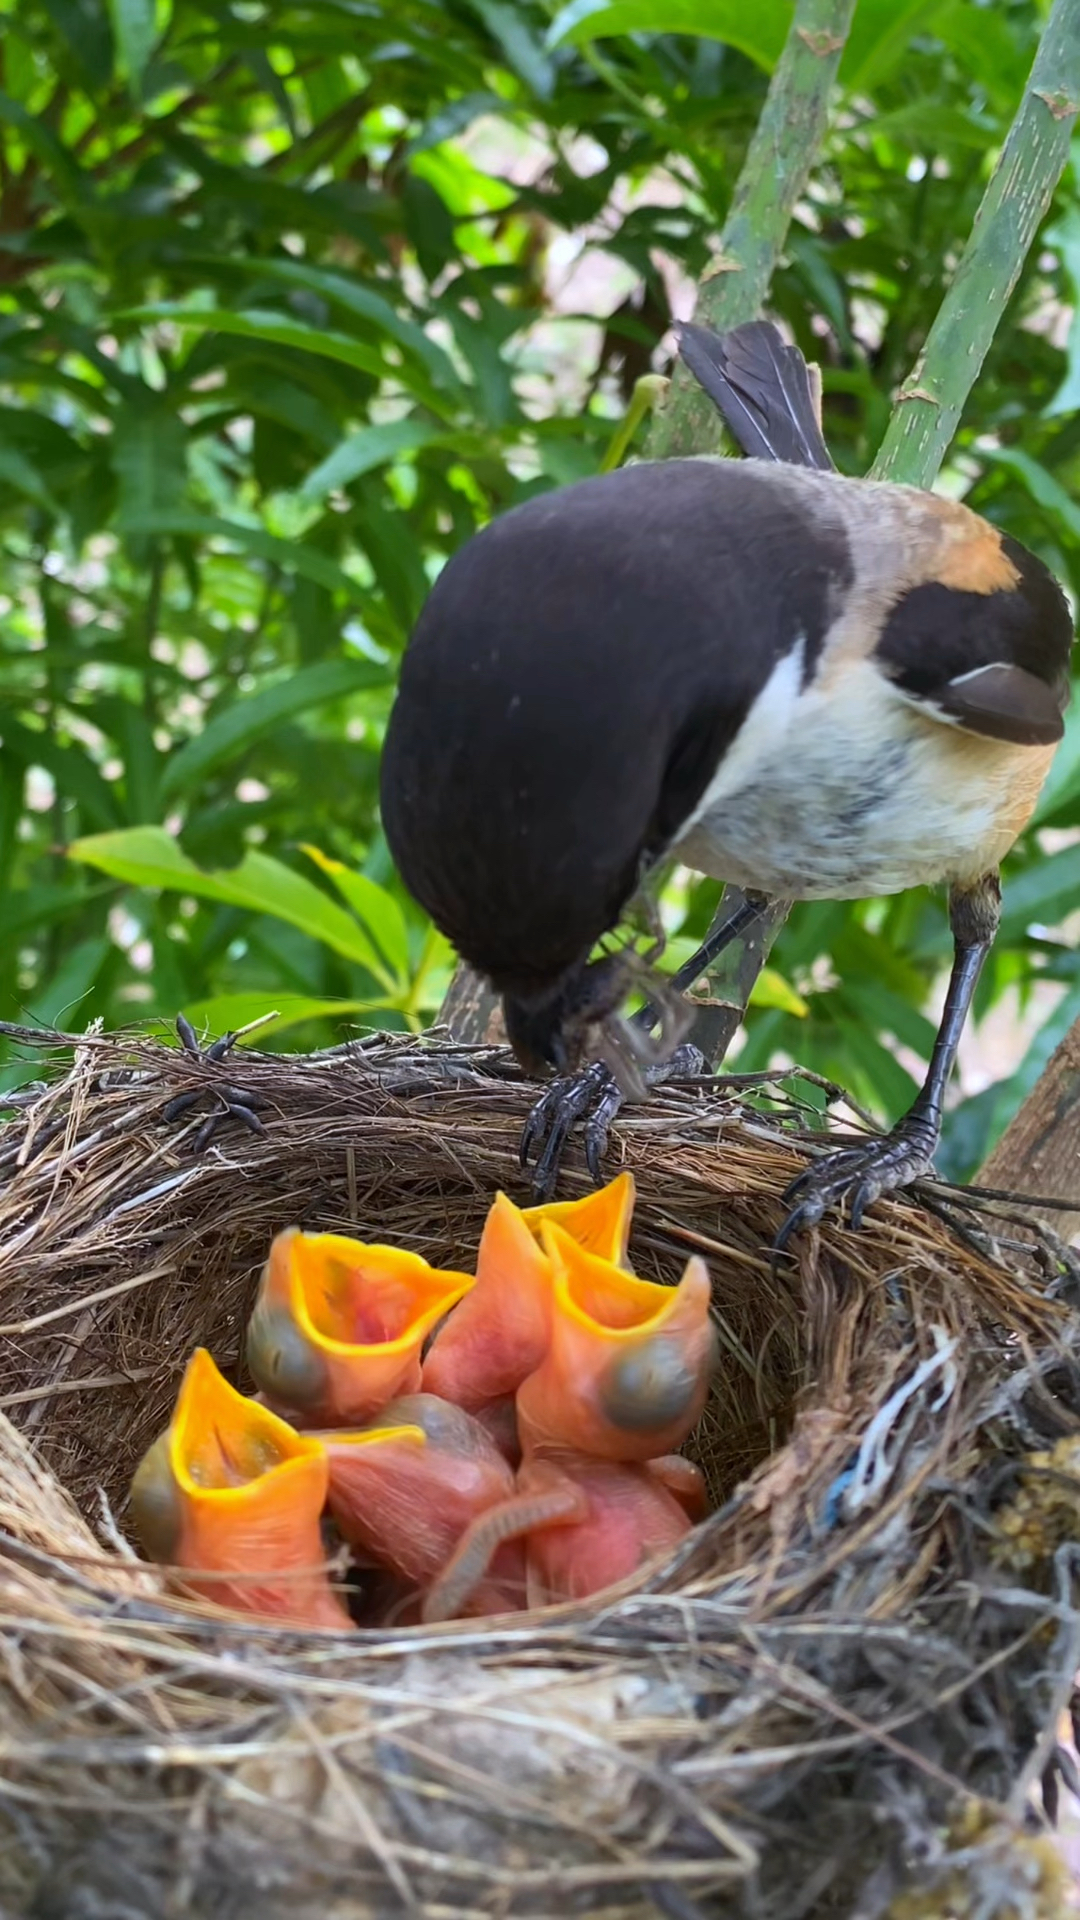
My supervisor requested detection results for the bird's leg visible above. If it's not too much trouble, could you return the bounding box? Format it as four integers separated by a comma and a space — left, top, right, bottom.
777, 871, 1001, 1247
161, 1014, 267, 1150
521, 892, 768, 1199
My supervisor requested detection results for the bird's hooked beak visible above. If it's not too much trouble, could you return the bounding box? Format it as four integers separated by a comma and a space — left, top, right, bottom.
502, 952, 691, 1098
128, 1347, 348, 1629
245, 1227, 474, 1426
516, 1224, 716, 1461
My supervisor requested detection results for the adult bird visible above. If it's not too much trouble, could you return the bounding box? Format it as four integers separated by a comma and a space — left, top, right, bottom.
380, 321, 1074, 1241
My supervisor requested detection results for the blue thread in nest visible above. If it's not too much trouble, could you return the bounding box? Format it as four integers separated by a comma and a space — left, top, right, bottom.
823, 1461, 858, 1530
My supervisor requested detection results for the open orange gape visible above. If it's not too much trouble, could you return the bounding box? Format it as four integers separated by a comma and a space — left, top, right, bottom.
128, 1172, 718, 1631
245, 1228, 474, 1423
128, 1348, 350, 1630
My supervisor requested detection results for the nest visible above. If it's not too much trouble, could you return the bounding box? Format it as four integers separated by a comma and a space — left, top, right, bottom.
1, 1022, 1079, 1920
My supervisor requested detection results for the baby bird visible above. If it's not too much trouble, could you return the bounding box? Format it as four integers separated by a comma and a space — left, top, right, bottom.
422, 1445, 702, 1621
515, 1225, 715, 1462
129, 1348, 348, 1630
246, 1227, 473, 1427
319, 1392, 520, 1613
421, 1173, 635, 1455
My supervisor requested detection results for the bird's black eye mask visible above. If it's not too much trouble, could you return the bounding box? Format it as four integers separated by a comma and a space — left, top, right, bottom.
502, 950, 691, 1096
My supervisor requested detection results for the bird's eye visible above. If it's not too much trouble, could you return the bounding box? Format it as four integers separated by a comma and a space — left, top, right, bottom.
598, 1336, 700, 1435
245, 1308, 329, 1407
128, 1434, 183, 1563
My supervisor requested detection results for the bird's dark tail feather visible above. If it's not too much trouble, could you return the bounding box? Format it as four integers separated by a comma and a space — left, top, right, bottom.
675, 319, 834, 472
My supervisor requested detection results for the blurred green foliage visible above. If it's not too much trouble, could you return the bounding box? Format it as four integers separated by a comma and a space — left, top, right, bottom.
0, 0, 1077, 1176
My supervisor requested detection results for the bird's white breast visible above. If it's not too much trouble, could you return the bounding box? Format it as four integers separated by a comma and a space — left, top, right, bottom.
673, 648, 1053, 899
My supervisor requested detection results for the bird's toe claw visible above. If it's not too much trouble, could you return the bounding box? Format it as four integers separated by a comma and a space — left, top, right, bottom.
583, 1082, 623, 1183
776, 1122, 938, 1249
162, 1016, 266, 1152
520, 1037, 712, 1199
521, 1062, 621, 1200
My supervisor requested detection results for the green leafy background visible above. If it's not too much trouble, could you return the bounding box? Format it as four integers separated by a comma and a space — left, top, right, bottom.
1, 0, 1077, 1179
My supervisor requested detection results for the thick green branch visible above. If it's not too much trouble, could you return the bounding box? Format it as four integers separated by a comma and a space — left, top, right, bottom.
646, 0, 857, 461
439, 0, 856, 1046
871, 0, 1080, 487
665, 0, 857, 1059
695, 0, 1080, 1072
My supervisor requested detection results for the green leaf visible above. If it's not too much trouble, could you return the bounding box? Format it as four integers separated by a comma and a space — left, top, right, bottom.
161, 659, 390, 802
30, 936, 112, 1028
0, 885, 98, 941
126, 303, 386, 370
941, 975, 1080, 1181
999, 844, 1080, 936
232, 259, 464, 394
748, 967, 809, 1017
978, 445, 1080, 541
111, 401, 187, 523
546, 0, 793, 71
106, 0, 163, 89
831, 1003, 920, 1118
92, 696, 160, 824
1, 722, 120, 834
68, 828, 396, 982
0, 91, 91, 209
468, 0, 556, 97
843, 978, 938, 1059
112, 509, 366, 601
1045, 206, 1080, 416
0, 445, 60, 515
40, 0, 115, 89
301, 846, 411, 980
1033, 716, 1080, 825
841, 0, 956, 91
931, 0, 1029, 111
299, 421, 446, 502
178, 993, 389, 1043
122, 307, 454, 415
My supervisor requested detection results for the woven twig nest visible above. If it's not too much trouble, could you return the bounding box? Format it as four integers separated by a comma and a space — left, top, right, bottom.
1, 1025, 1079, 1920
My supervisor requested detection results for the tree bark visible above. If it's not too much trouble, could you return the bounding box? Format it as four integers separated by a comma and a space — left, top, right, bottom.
978, 1026, 1080, 1240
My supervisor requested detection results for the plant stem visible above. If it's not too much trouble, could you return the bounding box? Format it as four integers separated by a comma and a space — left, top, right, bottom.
692, 0, 1080, 1071
648, 0, 857, 1061
438, 0, 857, 1046
645, 0, 857, 462
871, 0, 1080, 487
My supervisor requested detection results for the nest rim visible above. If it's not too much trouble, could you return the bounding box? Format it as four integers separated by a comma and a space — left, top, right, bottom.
0, 1023, 1077, 1920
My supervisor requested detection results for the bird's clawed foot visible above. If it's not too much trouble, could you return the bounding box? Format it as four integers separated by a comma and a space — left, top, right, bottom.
521, 1043, 706, 1201
776, 1113, 939, 1250
161, 1014, 267, 1151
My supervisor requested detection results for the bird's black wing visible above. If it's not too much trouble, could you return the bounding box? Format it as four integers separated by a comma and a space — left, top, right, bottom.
676, 319, 834, 472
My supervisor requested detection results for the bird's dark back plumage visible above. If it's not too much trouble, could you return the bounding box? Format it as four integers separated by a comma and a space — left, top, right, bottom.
380, 457, 854, 995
